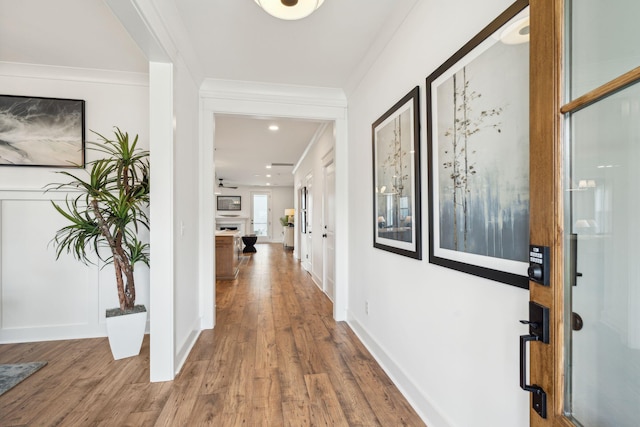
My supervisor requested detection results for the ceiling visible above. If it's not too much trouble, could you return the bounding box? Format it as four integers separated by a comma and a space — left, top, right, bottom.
0, 0, 418, 186
214, 115, 325, 188
0, 0, 148, 73
174, 0, 418, 88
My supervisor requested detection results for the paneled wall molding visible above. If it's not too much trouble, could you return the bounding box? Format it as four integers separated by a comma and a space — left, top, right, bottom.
0, 189, 81, 198
0, 57, 151, 350
0, 196, 152, 344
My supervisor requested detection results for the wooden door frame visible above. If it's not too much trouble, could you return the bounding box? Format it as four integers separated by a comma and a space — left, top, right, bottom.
529, 0, 569, 425
530, 0, 640, 424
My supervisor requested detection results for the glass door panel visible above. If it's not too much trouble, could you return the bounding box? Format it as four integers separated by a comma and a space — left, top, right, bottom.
251, 193, 270, 240
570, 0, 640, 99
565, 81, 640, 426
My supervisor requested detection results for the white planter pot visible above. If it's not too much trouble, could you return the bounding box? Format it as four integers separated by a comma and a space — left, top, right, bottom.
105, 306, 147, 360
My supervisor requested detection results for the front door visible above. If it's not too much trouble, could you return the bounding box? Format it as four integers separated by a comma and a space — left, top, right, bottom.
529, 0, 640, 425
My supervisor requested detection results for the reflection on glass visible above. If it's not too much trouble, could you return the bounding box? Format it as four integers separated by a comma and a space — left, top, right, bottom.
376, 112, 414, 243
570, 0, 640, 99
566, 82, 640, 427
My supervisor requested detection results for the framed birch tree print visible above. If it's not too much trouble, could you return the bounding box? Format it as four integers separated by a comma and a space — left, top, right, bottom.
426, 1, 530, 288
372, 86, 422, 259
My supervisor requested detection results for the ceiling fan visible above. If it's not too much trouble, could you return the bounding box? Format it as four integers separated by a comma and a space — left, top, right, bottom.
218, 178, 238, 189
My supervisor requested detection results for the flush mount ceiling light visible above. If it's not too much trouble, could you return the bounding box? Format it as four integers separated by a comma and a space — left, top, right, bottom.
254, 0, 325, 21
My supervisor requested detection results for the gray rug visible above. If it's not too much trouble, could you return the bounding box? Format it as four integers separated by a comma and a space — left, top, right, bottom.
0, 362, 47, 396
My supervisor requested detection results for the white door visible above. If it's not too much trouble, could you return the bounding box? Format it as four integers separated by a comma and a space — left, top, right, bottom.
250, 191, 271, 242
322, 161, 336, 301
302, 176, 313, 273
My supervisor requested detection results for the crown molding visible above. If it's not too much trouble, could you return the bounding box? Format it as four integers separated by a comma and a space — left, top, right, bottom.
200, 78, 347, 109
0, 61, 148, 86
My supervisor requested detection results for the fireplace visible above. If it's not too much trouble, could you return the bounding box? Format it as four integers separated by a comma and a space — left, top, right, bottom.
215, 217, 248, 235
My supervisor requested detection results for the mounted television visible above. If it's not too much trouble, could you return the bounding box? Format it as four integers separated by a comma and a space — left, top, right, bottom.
217, 195, 241, 211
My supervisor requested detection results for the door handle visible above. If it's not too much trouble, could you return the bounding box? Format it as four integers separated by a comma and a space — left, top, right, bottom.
519, 334, 547, 418
570, 234, 583, 286
520, 334, 541, 390
322, 233, 327, 238
519, 301, 550, 419
571, 312, 583, 331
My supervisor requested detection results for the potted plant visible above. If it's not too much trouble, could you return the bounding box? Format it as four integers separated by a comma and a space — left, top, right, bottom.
48, 127, 150, 360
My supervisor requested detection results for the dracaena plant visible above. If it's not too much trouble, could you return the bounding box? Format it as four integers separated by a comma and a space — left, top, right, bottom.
48, 128, 150, 312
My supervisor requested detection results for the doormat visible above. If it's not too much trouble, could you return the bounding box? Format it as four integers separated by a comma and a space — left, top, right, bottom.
0, 362, 47, 396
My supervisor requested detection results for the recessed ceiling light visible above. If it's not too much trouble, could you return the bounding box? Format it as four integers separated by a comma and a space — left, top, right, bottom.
266, 183, 271, 186
269, 124, 279, 131
266, 165, 272, 169
266, 174, 272, 178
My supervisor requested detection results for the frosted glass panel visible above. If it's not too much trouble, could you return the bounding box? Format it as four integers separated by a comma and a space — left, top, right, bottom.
566, 82, 640, 427
570, 0, 640, 99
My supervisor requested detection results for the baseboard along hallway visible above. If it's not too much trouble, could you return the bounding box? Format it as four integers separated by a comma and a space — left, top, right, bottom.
0, 243, 424, 426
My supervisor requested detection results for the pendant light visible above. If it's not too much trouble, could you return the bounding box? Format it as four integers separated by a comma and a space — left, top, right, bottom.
254, 0, 325, 21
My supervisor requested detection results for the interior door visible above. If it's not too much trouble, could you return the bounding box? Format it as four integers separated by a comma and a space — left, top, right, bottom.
528, 0, 640, 425
302, 176, 313, 273
322, 160, 336, 302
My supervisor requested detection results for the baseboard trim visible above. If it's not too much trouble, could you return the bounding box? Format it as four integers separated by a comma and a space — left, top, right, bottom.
174, 324, 202, 377
347, 315, 455, 427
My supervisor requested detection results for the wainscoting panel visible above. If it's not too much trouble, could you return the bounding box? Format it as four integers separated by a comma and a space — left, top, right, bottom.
0, 193, 103, 342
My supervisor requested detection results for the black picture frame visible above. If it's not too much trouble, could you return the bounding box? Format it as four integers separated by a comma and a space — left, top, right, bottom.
425, 0, 530, 288
372, 86, 422, 259
217, 195, 241, 211
0, 94, 85, 167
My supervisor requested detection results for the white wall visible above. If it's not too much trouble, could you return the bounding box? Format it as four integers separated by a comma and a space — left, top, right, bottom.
345, 1, 530, 426
269, 186, 295, 242
172, 58, 202, 369
215, 185, 294, 242
0, 63, 150, 342
293, 123, 334, 287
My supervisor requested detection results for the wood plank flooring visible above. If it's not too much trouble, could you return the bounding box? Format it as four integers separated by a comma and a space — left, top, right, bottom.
0, 243, 425, 426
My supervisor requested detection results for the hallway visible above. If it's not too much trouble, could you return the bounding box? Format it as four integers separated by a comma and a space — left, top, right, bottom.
0, 243, 424, 426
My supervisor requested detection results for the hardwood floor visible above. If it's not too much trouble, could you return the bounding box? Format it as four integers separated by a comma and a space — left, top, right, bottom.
0, 243, 425, 426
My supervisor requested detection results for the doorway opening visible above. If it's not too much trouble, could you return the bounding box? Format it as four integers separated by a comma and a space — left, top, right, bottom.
201, 82, 348, 325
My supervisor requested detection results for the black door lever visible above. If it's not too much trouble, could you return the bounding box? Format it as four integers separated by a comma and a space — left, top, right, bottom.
519, 320, 540, 328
